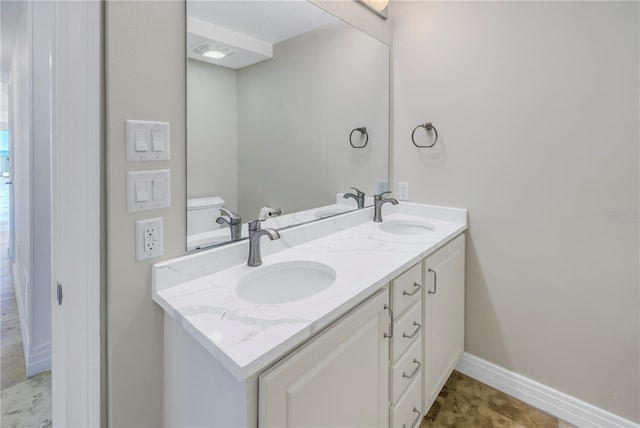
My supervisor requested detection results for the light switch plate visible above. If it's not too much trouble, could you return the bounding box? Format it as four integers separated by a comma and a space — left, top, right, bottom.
136, 217, 163, 261
377, 180, 389, 194
126, 120, 170, 161
127, 170, 171, 212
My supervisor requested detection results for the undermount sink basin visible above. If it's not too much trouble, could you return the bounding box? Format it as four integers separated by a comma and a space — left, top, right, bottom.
379, 220, 435, 235
236, 261, 336, 304
314, 207, 351, 219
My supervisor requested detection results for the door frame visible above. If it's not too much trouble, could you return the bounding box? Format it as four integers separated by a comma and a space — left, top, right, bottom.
50, 1, 102, 425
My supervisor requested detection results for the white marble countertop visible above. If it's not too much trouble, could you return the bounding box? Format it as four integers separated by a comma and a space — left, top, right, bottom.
153, 203, 467, 381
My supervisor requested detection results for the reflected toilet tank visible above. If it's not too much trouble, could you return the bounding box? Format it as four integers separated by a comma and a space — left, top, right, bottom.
187, 196, 225, 236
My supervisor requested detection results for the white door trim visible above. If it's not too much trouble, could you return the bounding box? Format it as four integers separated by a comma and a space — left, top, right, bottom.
50, 1, 102, 426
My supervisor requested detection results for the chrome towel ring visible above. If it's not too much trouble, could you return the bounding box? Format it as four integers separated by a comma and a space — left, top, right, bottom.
411, 122, 439, 148
349, 127, 368, 148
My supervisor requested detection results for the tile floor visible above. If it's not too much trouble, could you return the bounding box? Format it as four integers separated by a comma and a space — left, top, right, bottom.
421, 371, 576, 428
1, 180, 52, 427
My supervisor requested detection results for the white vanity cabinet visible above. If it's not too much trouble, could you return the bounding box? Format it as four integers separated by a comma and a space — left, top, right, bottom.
157, 204, 468, 428
258, 234, 466, 428
422, 233, 466, 411
259, 288, 392, 428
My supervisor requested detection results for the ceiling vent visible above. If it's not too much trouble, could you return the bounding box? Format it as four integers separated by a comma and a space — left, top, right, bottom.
191, 42, 235, 59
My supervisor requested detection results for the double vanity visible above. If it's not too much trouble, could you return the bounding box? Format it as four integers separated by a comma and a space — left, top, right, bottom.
153, 201, 467, 427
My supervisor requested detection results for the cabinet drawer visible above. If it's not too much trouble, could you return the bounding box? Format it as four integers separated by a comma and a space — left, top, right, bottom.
392, 302, 422, 361
392, 263, 422, 316
390, 373, 423, 428
391, 338, 422, 403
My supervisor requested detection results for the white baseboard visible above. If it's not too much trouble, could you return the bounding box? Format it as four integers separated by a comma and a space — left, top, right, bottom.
456, 353, 639, 428
12, 263, 30, 373
26, 343, 52, 377
11, 263, 52, 377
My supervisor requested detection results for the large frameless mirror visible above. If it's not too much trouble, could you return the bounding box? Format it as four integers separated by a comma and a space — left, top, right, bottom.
186, 0, 390, 251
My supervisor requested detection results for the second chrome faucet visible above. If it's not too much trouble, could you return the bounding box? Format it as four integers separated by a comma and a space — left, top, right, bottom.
373, 191, 398, 222
247, 219, 280, 267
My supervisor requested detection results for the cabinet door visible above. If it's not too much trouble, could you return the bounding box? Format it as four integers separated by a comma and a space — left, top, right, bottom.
423, 234, 465, 411
259, 288, 391, 428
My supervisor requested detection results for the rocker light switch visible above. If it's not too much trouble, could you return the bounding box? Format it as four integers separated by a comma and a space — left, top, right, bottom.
135, 180, 149, 202
152, 130, 164, 152
134, 129, 148, 152
152, 179, 164, 201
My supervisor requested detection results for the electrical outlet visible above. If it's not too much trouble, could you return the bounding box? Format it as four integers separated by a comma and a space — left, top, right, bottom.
136, 217, 163, 261
398, 182, 409, 201
377, 180, 389, 194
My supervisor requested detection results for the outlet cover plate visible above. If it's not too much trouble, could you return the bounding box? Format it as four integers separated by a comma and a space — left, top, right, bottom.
398, 182, 409, 201
377, 180, 389, 194
136, 217, 163, 261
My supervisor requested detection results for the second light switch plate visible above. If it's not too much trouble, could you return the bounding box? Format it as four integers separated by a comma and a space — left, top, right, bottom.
127, 170, 171, 212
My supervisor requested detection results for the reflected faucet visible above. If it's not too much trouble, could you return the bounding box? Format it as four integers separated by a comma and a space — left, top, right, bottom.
247, 219, 280, 267
343, 187, 365, 208
373, 191, 398, 222
216, 208, 242, 241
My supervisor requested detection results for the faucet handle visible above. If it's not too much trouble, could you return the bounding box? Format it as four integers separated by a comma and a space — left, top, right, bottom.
350, 187, 365, 197
248, 218, 263, 231
219, 207, 241, 221
375, 191, 392, 200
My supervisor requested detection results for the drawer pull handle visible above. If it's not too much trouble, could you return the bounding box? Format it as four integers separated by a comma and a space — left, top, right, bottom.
402, 321, 421, 339
402, 408, 422, 428
428, 268, 437, 294
402, 282, 421, 296
402, 359, 421, 379
383, 304, 393, 339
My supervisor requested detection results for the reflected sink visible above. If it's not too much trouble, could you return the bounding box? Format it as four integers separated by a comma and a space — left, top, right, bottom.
236, 261, 336, 304
379, 220, 434, 235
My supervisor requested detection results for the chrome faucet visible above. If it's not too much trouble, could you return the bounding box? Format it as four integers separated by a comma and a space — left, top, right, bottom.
373, 191, 398, 222
343, 187, 365, 208
216, 208, 242, 241
247, 219, 280, 267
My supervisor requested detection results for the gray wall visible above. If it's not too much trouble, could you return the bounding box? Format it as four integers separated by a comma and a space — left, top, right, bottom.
103, 0, 639, 424
237, 20, 389, 219
105, 2, 186, 426
187, 59, 238, 212
392, 1, 639, 422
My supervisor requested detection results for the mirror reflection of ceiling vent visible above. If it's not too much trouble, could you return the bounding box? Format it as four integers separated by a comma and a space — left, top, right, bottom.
191, 42, 235, 59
